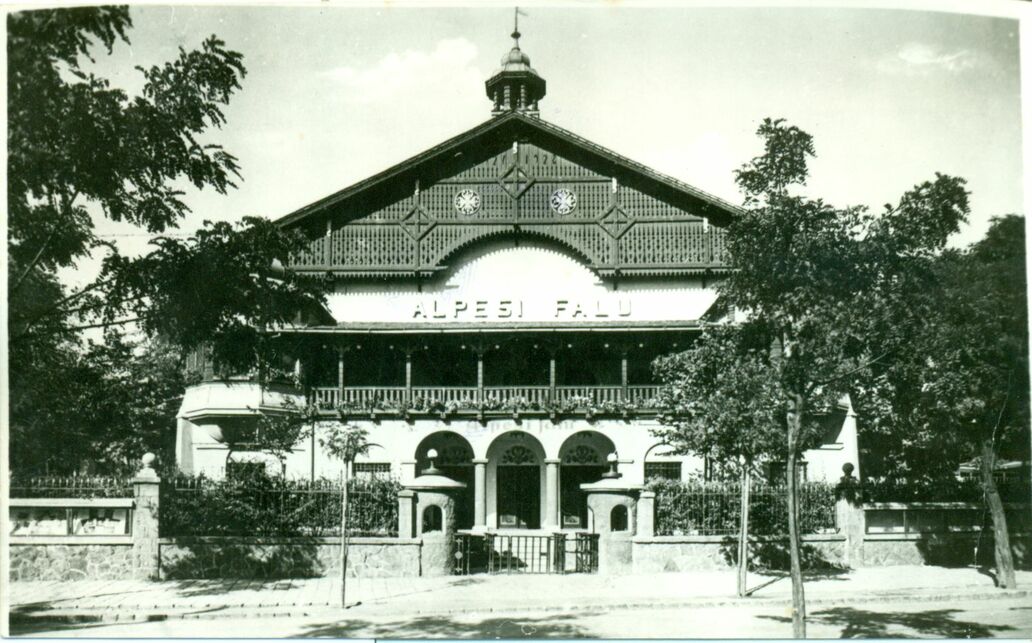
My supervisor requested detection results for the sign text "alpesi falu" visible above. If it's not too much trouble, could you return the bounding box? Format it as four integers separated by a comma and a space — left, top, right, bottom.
411, 299, 632, 320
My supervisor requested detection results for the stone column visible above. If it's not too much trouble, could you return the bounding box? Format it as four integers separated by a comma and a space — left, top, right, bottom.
398, 489, 416, 538
581, 478, 641, 576
473, 459, 488, 531
132, 453, 161, 581
835, 463, 865, 568
407, 471, 467, 577
637, 491, 656, 538
544, 459, 560, 529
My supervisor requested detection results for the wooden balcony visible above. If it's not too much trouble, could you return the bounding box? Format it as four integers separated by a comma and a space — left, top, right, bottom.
308, 384, 661, 418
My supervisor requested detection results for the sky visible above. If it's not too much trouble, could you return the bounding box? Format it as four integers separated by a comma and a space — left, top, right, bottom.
62, 3, 1023, 289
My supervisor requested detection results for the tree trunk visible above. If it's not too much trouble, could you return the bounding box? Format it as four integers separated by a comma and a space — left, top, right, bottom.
980, 438, 1017, 589
787, 392, 806, 638
340, 463, 350, 607
737, 464, 752, 597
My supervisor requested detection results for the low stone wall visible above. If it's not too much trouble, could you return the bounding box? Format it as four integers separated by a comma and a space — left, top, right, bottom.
9, 540, 134, 581
158, 537, 421, 579
863, 533, 1032, 569
632, 534, 846, 573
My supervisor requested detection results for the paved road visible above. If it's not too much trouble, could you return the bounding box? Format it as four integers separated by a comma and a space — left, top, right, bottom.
12, 596, 1032, 638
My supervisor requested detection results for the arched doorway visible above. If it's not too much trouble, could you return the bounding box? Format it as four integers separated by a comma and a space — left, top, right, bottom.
415, 432, 474, 529
559, 431, 616, 529
488, 431, 545, 529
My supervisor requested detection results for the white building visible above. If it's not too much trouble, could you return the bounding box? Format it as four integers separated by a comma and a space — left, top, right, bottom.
175, 31, 859, 533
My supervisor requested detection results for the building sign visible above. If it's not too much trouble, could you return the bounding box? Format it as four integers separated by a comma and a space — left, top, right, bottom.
411, 298, 631, 320
327, 242, 718, 325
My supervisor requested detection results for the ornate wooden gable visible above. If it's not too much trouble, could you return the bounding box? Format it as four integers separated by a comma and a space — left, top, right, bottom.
281, 112, 739, 279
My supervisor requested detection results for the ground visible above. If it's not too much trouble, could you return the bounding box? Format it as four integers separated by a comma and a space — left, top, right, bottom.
10, 596, 1032, 638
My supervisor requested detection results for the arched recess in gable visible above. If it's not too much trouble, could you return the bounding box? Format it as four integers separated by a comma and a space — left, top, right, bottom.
430, 226, 609, 274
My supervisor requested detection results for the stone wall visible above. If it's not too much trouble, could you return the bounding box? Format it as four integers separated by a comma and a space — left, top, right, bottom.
158, 537, 421, 579
632, 535, 847, 574
9, 542, 134, 581
863, 534, 1032, 569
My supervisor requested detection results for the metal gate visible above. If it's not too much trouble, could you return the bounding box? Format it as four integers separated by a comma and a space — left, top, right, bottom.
453, 533, 598, 575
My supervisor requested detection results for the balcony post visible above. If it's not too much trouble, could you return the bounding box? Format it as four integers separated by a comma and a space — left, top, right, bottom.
620, 349, 629, 400
548, 350, 557, 403
476, 348, 484, 403
405, 349, 413, 403
337, 345, 345, 400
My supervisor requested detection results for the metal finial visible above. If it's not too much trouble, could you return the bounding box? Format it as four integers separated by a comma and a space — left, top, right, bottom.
512, 7, 522, 47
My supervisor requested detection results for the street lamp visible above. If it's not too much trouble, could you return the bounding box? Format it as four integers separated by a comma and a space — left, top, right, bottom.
602, 452, 621, 479
425, 448, 441, 475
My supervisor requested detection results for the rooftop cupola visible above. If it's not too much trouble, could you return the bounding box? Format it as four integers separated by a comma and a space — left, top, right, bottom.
485, 11, 546, 117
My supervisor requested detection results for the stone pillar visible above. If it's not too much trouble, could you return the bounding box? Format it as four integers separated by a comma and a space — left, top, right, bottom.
407, 472, 467, 577
398, 489, 416, 538
581, 478, 641, 575
637, 490, 656, 538
473, 459, 488, 531
835, 462, 865, 567
544, 459, 560, 529
132, 453, 161, 580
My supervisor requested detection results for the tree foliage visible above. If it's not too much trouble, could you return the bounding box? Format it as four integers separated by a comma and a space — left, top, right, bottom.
664, 117, 970, 636
8, 7, 244, 278
9, 333, 185, 475
857, 214, 1028, 588
7, 7, 328, 475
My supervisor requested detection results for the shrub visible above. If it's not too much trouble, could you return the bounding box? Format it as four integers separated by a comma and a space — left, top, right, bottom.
160, 473, 400, 538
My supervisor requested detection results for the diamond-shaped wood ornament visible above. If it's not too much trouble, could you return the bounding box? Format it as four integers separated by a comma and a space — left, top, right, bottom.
498, 165, 535, 199
400, 206, 435, 240
598, 205, 634, 239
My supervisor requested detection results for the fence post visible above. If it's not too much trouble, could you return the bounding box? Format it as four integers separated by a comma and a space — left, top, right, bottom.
398, 489, 416, 538
835, 462, 865, 568
132, 453, 162, 580
637, 491, 656, 538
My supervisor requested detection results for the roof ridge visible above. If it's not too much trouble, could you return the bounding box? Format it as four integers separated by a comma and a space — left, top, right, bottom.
275, 111, 742, 228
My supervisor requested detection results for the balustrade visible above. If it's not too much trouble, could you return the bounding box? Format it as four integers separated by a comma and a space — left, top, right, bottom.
309, 383, 660, 413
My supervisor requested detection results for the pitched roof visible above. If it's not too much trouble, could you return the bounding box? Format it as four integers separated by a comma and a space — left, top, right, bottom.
275, 111, 742, 229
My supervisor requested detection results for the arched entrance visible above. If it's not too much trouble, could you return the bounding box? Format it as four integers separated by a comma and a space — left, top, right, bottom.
559, 431, 616, 529
415, 432, 474, 529
487, 431, 545, 529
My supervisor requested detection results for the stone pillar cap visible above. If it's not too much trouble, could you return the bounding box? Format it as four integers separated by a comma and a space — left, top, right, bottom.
580, 479, 643, 493
406, 474, 467, 491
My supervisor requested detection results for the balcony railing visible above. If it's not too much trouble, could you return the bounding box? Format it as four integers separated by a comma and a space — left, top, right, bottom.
308, 384, 661, 415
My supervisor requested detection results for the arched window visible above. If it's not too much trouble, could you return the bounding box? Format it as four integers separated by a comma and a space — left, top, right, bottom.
610, 505, 628, 532
422, 505, 443, 533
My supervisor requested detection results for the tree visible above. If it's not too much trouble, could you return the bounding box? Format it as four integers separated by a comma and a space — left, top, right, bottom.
320, 423, 371, 608
7, 7, 329, 473
654, 324, 790, 596
861, 215, 1028, 588
8, 331, 185, 475
717, 118, 969, 637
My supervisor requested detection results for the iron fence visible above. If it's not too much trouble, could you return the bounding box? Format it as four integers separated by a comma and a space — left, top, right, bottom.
650, 479, 837, 537
8, 475, 133, 498
159, 475, 400, 538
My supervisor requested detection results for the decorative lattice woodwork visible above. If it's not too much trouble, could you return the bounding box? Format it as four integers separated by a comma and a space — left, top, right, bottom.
287, 138, 729, 277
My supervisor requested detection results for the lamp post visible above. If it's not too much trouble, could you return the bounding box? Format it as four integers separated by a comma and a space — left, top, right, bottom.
425, 448, 441, 475
602, 452, 621, 479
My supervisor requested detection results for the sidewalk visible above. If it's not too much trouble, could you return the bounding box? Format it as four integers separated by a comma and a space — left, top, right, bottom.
7, 566, 1031, 624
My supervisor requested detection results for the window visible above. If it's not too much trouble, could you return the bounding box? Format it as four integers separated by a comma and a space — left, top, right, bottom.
644, 461, 682, 481
422, 505, 443, 532
610, 505, 628, 532
353, 463, 391, 480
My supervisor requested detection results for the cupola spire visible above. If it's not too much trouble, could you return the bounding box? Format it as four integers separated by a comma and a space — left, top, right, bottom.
485, 8, 546, 118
